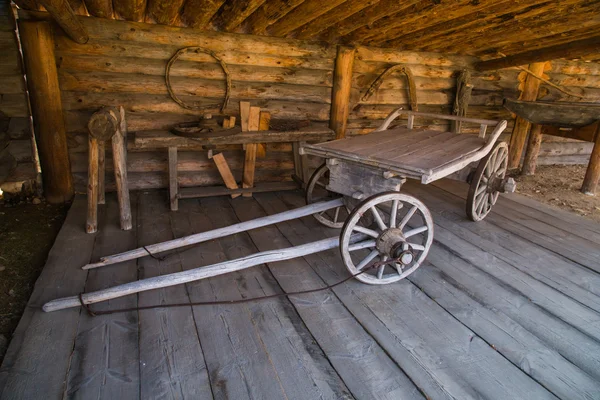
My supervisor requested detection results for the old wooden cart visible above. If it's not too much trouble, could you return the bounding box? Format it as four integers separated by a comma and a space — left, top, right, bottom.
43, 109, 511, 311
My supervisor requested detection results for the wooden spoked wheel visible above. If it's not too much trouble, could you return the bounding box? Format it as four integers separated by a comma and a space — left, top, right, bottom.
305, 163, 349, 229
467, 142, 508, 222
340, 192, 434, 285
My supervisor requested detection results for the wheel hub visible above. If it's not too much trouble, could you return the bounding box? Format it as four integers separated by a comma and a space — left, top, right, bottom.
376, 228, 414, 264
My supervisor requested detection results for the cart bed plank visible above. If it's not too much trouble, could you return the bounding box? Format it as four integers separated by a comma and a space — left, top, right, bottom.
2, 186, 600, 400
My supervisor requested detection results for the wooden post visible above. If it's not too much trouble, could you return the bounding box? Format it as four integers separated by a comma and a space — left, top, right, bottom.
86, 136, 99, 233
112, 106, 132, 230
257, 111, 270, 158
36, 0, 89, 44
522, 124, 543, 175
18, 21, 74, 203
508, 62, 546, 170
330, 46, 356, 139
581, 125, 600, 195
242, 106, 260, 197
212, 152, 241, 199
98, 140, 105, 204
168, 146, 178, 211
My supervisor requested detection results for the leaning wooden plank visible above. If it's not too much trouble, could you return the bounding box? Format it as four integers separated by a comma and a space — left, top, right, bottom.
229, 195, 425, 399
65, 194, 140, 398
82, 198, 343, 270
270, 191, 562, 399
242, 106, 260, 197
111, 106, 132, 230
86, 135, 99, 233
211, 152, 241, 199
136, 191, 212, 399
43, 232, 347, 312
171, 197, 351, 399
239, 101, 251, 132
0, 197, 96, 399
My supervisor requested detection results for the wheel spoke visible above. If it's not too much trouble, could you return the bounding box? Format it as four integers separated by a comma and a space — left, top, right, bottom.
405, 225, 428, 238
398, 205, 417, 230
405, 242, 425, 251
487, 151, 497, 177
389, 199, 399, 228
494, 149, 506, 171
475, 184, 487, 197
476, 193, 488, 215
371, 206, 387, 231
491, 192, 499, 205
333, 207, 340, 223
353, 225, 380, 238
356, 250, 379, 271
348, 240, 376, 252
315, 181, 327, 188
496, 167, 507, 176
377, 255, 388, 279
481, 176, 488, 184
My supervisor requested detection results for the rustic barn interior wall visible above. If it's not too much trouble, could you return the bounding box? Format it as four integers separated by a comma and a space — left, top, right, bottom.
53, 17, 335, 191
0, 0, 37, 193
23, 13, 599, 192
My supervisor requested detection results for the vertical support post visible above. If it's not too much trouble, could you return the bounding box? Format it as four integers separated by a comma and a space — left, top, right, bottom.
330, 46, 356, 139
168, 146, 178, 211
508, 61, 546, 169
86, 136, 99, 233
522, 124, 543, 175
18, 20, 74, 203
242, 106, 260, 197
112, 106, 132, 230
98, 140, 105, 204
582, 124, 600, 195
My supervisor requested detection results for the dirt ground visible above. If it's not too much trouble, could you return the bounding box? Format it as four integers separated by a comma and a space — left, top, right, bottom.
513, 164, 600, 223
0, 195, 68, 363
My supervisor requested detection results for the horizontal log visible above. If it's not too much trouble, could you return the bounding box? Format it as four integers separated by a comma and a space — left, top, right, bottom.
58, 70, 333, 103
23, 10, 335, 58
133, 126, 334, 148
57, 55, 333, 86
355, 46, 475, 67
537, 154, 590, 165
475, 36, 600, 71
54, 37, 334, 70
178, 181, 298, 198
549, 59, 600, 76
69, 150, 294, 173
538, 141, 594, 157
72, 168, 294, 192
61, 92, 331, 120
350, 88, 507, 106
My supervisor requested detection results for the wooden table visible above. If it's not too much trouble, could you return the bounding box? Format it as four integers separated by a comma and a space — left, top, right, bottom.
134, 127, 335, 210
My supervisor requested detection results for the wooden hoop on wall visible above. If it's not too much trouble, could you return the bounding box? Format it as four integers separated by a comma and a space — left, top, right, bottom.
165, 46, 231, 114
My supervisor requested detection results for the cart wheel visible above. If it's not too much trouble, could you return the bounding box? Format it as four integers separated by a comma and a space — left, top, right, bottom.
340, 192, 434, 285
467, 142, 508, 222
306, 163, 349, 228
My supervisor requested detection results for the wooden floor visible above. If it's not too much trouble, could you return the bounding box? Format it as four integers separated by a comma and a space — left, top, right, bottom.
1, 181, 600, 400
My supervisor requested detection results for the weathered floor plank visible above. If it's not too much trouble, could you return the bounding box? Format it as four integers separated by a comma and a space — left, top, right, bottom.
136, 191, 212, 400
65, 193, 140, 399
433, 180, 600, 271
272, 190, 562, 400
229, 195, 423, 400
0, 196, 96, 400
171, 196, 352, 400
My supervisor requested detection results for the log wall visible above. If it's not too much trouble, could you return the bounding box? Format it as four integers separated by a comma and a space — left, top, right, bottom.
0, 0, 37, 193
23, 13, 598, 193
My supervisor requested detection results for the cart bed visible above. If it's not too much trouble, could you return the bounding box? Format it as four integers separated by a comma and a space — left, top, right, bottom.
302, 127, 488, 183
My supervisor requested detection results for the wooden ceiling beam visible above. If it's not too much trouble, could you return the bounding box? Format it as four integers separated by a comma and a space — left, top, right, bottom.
180, 0, 225, 29
267, 0, 347, 37
212, 0, 267, 32
429, 1, 600, 54
83, 0, 112, 17
146, 0, 185, 25
113, 0, 147, 21
37, 0, 88, 43
475, 36, 600, 70
376, 0, 549, 48
341, 0, 435, 44
66, 0, 87, 15
292, 0, 379, 40
12, 0, 42, 10
242, 0, 304, 35
318, 0, 419, 40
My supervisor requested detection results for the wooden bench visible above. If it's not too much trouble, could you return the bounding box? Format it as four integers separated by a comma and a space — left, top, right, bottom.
133, 127, 335, 210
